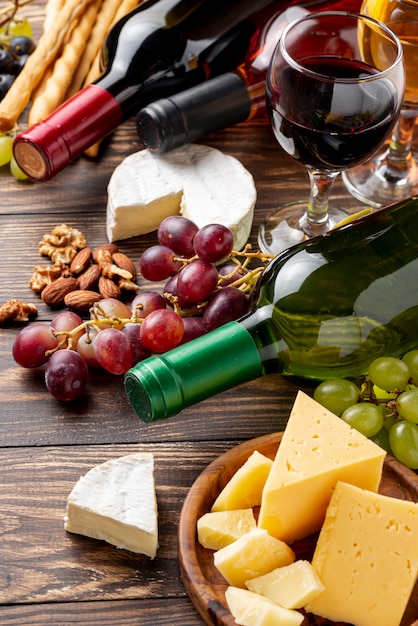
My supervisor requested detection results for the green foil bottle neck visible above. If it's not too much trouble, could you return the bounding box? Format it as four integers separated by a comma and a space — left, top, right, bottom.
124, 321, 262, 422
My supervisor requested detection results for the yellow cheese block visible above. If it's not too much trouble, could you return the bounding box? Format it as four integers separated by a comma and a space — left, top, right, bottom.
197, 509, 256, 550
245, 560, 324, 609
258, 391, 386, 543
225, 587, 304, 626
211, 451, 273, 512
213, 528, 295, 588
307, 481, 418, 626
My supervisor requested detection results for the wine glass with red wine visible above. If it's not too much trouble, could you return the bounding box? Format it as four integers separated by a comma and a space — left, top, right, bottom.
258, 11, 405, 255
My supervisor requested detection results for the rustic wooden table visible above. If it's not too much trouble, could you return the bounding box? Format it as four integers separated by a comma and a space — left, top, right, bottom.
0, 2, 413, 625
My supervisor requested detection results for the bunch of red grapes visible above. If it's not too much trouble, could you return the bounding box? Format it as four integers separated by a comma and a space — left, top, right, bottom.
12, 217, 268, 402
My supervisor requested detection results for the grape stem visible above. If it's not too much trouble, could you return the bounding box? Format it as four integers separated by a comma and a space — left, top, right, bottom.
0, 0, 34, 30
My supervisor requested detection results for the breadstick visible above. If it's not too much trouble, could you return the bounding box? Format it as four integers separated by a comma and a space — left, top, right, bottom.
43, 0, 66, 35
65, 0, 120, 99
83, 0, 142, 158
0, 0, 97, 131
28, 0, 102, 126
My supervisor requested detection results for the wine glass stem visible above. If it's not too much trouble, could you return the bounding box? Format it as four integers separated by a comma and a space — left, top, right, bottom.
387, 108, 417, 165
304, 169, 339, 235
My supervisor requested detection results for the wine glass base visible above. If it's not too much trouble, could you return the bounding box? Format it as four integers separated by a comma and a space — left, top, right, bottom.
342, 151, 418, 209
258, 201, 350, 255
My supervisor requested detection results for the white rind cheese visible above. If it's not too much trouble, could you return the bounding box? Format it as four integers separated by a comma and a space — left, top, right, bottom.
64, 453, 158, 558
106, 144, 256, 251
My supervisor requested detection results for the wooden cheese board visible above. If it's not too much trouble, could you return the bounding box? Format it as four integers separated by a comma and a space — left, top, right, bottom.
178, 432, 418, 626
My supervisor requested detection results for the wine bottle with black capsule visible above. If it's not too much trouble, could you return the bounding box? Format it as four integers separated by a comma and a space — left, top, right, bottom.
136, 0, 362, 153
13, 0, 293, 182
124, 195, 418, 422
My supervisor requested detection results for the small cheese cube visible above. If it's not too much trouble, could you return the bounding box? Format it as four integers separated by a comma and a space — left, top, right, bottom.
225, 586, 304, 626
211, 451, 273, 512
214, 528, 295, 588
258, 391, 386, 543
197, 509, 256, 550
307, 481, 418, 626
245, 560, 324, 609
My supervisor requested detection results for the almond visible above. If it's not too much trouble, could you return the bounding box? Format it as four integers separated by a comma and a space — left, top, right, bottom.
41, 277, 79, 308
112, 252, 137, 280
98, 276, 122, 299
70, 246, 92, 275
64, 290, 102, 312
78, 264, 101, 290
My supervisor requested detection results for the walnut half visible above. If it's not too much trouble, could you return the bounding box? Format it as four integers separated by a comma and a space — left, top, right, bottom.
0, 300, 38, 324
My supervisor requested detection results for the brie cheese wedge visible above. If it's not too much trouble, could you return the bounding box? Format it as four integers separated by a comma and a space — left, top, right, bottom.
64, 453, 158, 558
106, 144, 256, 251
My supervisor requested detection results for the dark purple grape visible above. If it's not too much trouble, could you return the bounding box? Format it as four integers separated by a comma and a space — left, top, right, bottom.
130, 290, 166, 318
12, 323, 59, 368
0, 74, 14, 100
157, 215, 199, 256
8, 36, 36, 56
12, 54, 29, 76
45, 349, 88, 401
193, 224, 234, 263
122, 323, 151, 364
163, 274, 190, 309
203, 287, 249, 331
177, 259, 219, 303
139, 245, 182, 281
0, 49, 14, 73
180, 317, 206, 344
218, 263, 246, 286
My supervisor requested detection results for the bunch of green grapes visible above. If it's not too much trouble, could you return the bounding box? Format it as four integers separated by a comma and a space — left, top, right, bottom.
313, 351, 418, 470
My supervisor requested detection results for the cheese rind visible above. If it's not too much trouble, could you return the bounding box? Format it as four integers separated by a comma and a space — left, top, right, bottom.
258, 391, 386, 543
245, 560, 324, 609
106, 144, 256, 250
211, 451, 273, 512
214, 528, 295, 588
197, 509, 256, 550
64, 453, 158, 558
307, 481, 418, 626
225, 587, 304, 626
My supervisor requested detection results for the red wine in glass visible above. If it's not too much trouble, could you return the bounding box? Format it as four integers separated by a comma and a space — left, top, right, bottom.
269, 57, 399, 171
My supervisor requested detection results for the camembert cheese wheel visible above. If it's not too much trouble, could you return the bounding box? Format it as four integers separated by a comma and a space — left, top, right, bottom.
64, 453, 158, 558
106, 144, 256, 251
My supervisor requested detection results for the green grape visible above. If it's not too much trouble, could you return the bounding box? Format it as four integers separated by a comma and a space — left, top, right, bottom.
341, 402, 384, 437
402, 350, 418, 385
0, 134, 13, 166
370, 427, 392, 454
313, 379, 360, 416
383, 414, 397, 431
368, 356, 410, 392
389, 420, 418, 469
0, 17, 33, 43
396, 389, 418, 424
372, 384, 396, 400
10, 155, 28, 180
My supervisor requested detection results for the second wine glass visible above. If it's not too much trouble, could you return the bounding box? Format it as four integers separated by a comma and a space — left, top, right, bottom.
258, 11, 405, 255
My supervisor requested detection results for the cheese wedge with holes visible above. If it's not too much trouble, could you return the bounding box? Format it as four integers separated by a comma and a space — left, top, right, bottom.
197, 509, 256, 550
64, 453, 158, 557
258, 391, 386, 543
307, 481, 418, 626
225, 587, 304, 626
211, 450, 273, 512
106, 144, 256, 250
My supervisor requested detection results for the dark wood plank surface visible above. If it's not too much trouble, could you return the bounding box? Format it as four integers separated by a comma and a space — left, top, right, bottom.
0, 2, 413, 624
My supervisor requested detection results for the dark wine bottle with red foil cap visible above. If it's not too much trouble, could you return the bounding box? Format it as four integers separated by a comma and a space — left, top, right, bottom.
136, 0, 362, 153
13, 0, 293, 182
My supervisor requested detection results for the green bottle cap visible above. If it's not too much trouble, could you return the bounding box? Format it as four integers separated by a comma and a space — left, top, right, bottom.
124, 321, 262, 422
